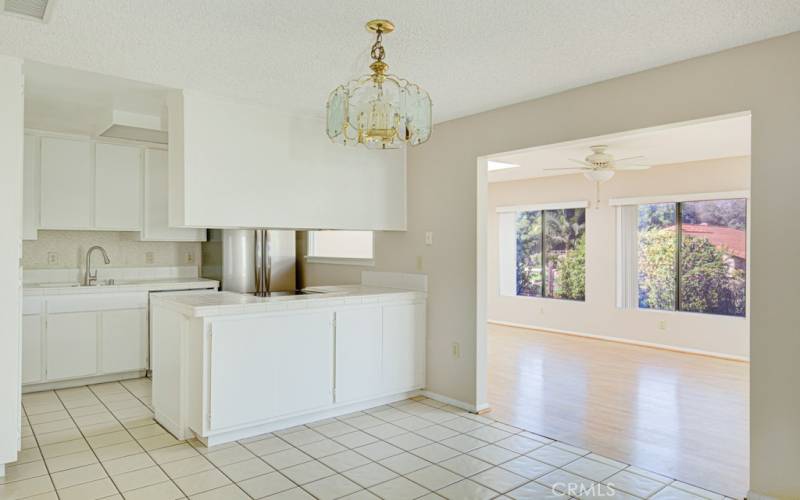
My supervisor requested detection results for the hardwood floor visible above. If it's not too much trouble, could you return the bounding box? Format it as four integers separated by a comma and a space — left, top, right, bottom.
487, 323, 749, 498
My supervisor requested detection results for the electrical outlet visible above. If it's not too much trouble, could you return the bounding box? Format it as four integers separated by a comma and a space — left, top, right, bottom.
186, 252, 194, 264
451, 342, 461, 359
658, 320, 667, 331
145, 252, 154, 264
425, 232, 433, 246
416, 255, 423, 271
47, 252, 58, 265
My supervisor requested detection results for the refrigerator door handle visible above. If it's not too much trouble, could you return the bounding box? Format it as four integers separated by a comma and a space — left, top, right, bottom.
254, 230, 262, 294
265, 231, 272, 292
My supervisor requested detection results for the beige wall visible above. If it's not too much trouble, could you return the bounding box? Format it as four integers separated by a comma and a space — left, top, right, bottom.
23, 230, 201, 269
310, 33, 800, 497
488, 157, 750, 359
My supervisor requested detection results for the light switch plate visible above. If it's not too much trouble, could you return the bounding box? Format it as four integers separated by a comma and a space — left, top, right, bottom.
425, 232, 433, 245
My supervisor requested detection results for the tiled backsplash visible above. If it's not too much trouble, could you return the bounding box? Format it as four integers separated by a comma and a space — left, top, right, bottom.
24, 230, 201, 268
23, 265, 199, 284
23, 230, 203, 284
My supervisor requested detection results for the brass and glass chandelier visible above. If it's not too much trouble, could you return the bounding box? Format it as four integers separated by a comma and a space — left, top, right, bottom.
326, 19, 432, 149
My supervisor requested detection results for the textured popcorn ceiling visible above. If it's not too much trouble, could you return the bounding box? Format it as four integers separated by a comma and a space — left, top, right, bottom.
2, 1, 800, 123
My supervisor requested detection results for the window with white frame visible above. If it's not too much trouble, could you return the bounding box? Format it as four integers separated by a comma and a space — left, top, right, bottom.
307, 230, 374, 262
614, 192, 748, 317
498, 202, 587, 301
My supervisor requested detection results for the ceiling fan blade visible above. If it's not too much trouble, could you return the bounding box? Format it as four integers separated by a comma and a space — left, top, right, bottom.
614, 164, 651, 170
569, 158, 592, 167
543, 167, 589, 171
615, 156, 646, 163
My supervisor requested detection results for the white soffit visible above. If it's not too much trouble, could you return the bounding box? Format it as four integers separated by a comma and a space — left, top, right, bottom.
487, 113, 751, 183
23, 60, 172, 137
0, 1, 799, 122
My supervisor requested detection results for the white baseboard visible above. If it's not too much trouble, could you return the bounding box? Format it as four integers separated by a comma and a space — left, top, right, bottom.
488, 320, 750, 362
195, 390, 420, 447
22, 370, 147, 393
421, 390, 489, 414
747, 491, 778, 500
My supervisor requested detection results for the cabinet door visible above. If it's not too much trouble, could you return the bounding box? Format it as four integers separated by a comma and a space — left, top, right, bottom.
40, 137, 93, 229
208, 312, 334, 430
142, 149, 205, 241
382, 303, 426, 393
335, 306, 382, 403
95, 143, 142, 230
46, 312, 98, 380
22, 315, 43, 384
23, 135, 40, 240
101, 309, 146, 373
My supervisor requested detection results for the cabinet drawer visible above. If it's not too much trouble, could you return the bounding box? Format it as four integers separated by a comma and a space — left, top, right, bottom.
46, 292, 148, 314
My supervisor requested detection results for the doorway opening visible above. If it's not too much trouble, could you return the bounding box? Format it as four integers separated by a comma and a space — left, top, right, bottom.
476, 112, 751, 497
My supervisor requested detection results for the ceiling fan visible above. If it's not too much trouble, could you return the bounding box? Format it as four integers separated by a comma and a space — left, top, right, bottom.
544, 145, 650, 182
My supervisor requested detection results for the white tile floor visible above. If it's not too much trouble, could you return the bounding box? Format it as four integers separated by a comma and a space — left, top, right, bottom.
1, 378, 734, 500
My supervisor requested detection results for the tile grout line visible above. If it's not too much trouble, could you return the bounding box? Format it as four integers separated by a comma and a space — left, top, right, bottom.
93, 380, 262, 499
19, 398, 61, 500
84, 381, 197, 499
51, 388, 123, 498
18, 380, 730, 500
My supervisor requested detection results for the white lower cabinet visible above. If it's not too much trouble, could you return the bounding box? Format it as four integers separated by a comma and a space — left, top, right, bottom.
382, 303, 426, 393
152, 296, 426, 445
23, 292, 149, 387
334, 306, 382, 403
22, 315, 43, 384
46, 312, 98, 381
207, 312, 334, 430
101, 309, 147, 373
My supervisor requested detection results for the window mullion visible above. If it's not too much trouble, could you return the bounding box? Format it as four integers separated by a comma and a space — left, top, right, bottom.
675, 202, 682, 311
541, 210, 546, 297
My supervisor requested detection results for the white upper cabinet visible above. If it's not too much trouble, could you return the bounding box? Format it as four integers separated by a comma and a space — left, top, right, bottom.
26, 134, 206, 239
95, 143, 142, 230
40, 137, 94, 229
23, 134, 40, 240
140, 149, 205, 241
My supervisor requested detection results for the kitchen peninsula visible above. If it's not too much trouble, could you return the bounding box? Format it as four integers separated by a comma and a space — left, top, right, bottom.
150, 277, 427, 446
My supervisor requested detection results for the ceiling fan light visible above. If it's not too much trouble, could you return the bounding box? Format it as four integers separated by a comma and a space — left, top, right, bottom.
584, 170, 615, 183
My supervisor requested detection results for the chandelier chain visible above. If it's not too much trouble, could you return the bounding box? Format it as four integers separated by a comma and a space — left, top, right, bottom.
370, 30, 385, 62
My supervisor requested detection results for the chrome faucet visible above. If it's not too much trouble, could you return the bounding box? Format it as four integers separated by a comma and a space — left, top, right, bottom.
84, 245, 110, 286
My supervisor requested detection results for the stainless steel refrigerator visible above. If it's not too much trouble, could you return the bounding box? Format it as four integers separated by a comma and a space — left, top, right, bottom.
202, 229, 296, 295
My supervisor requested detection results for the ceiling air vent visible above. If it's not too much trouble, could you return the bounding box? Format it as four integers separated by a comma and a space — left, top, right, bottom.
2, 0, 53, 22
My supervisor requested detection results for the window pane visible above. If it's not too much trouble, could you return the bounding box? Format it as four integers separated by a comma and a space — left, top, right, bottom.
309, 230, 373, 259
679, 199, 747, 317
543, 208, 586, 300
638, 203, 677, 311
516, 211, 542, 297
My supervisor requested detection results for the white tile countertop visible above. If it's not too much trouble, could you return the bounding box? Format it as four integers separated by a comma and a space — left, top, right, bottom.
151, 285, 426, 317
23, 278, 219, 296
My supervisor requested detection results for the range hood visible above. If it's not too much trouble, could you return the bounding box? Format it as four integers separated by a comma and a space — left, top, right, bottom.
97, 110, 168, 144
